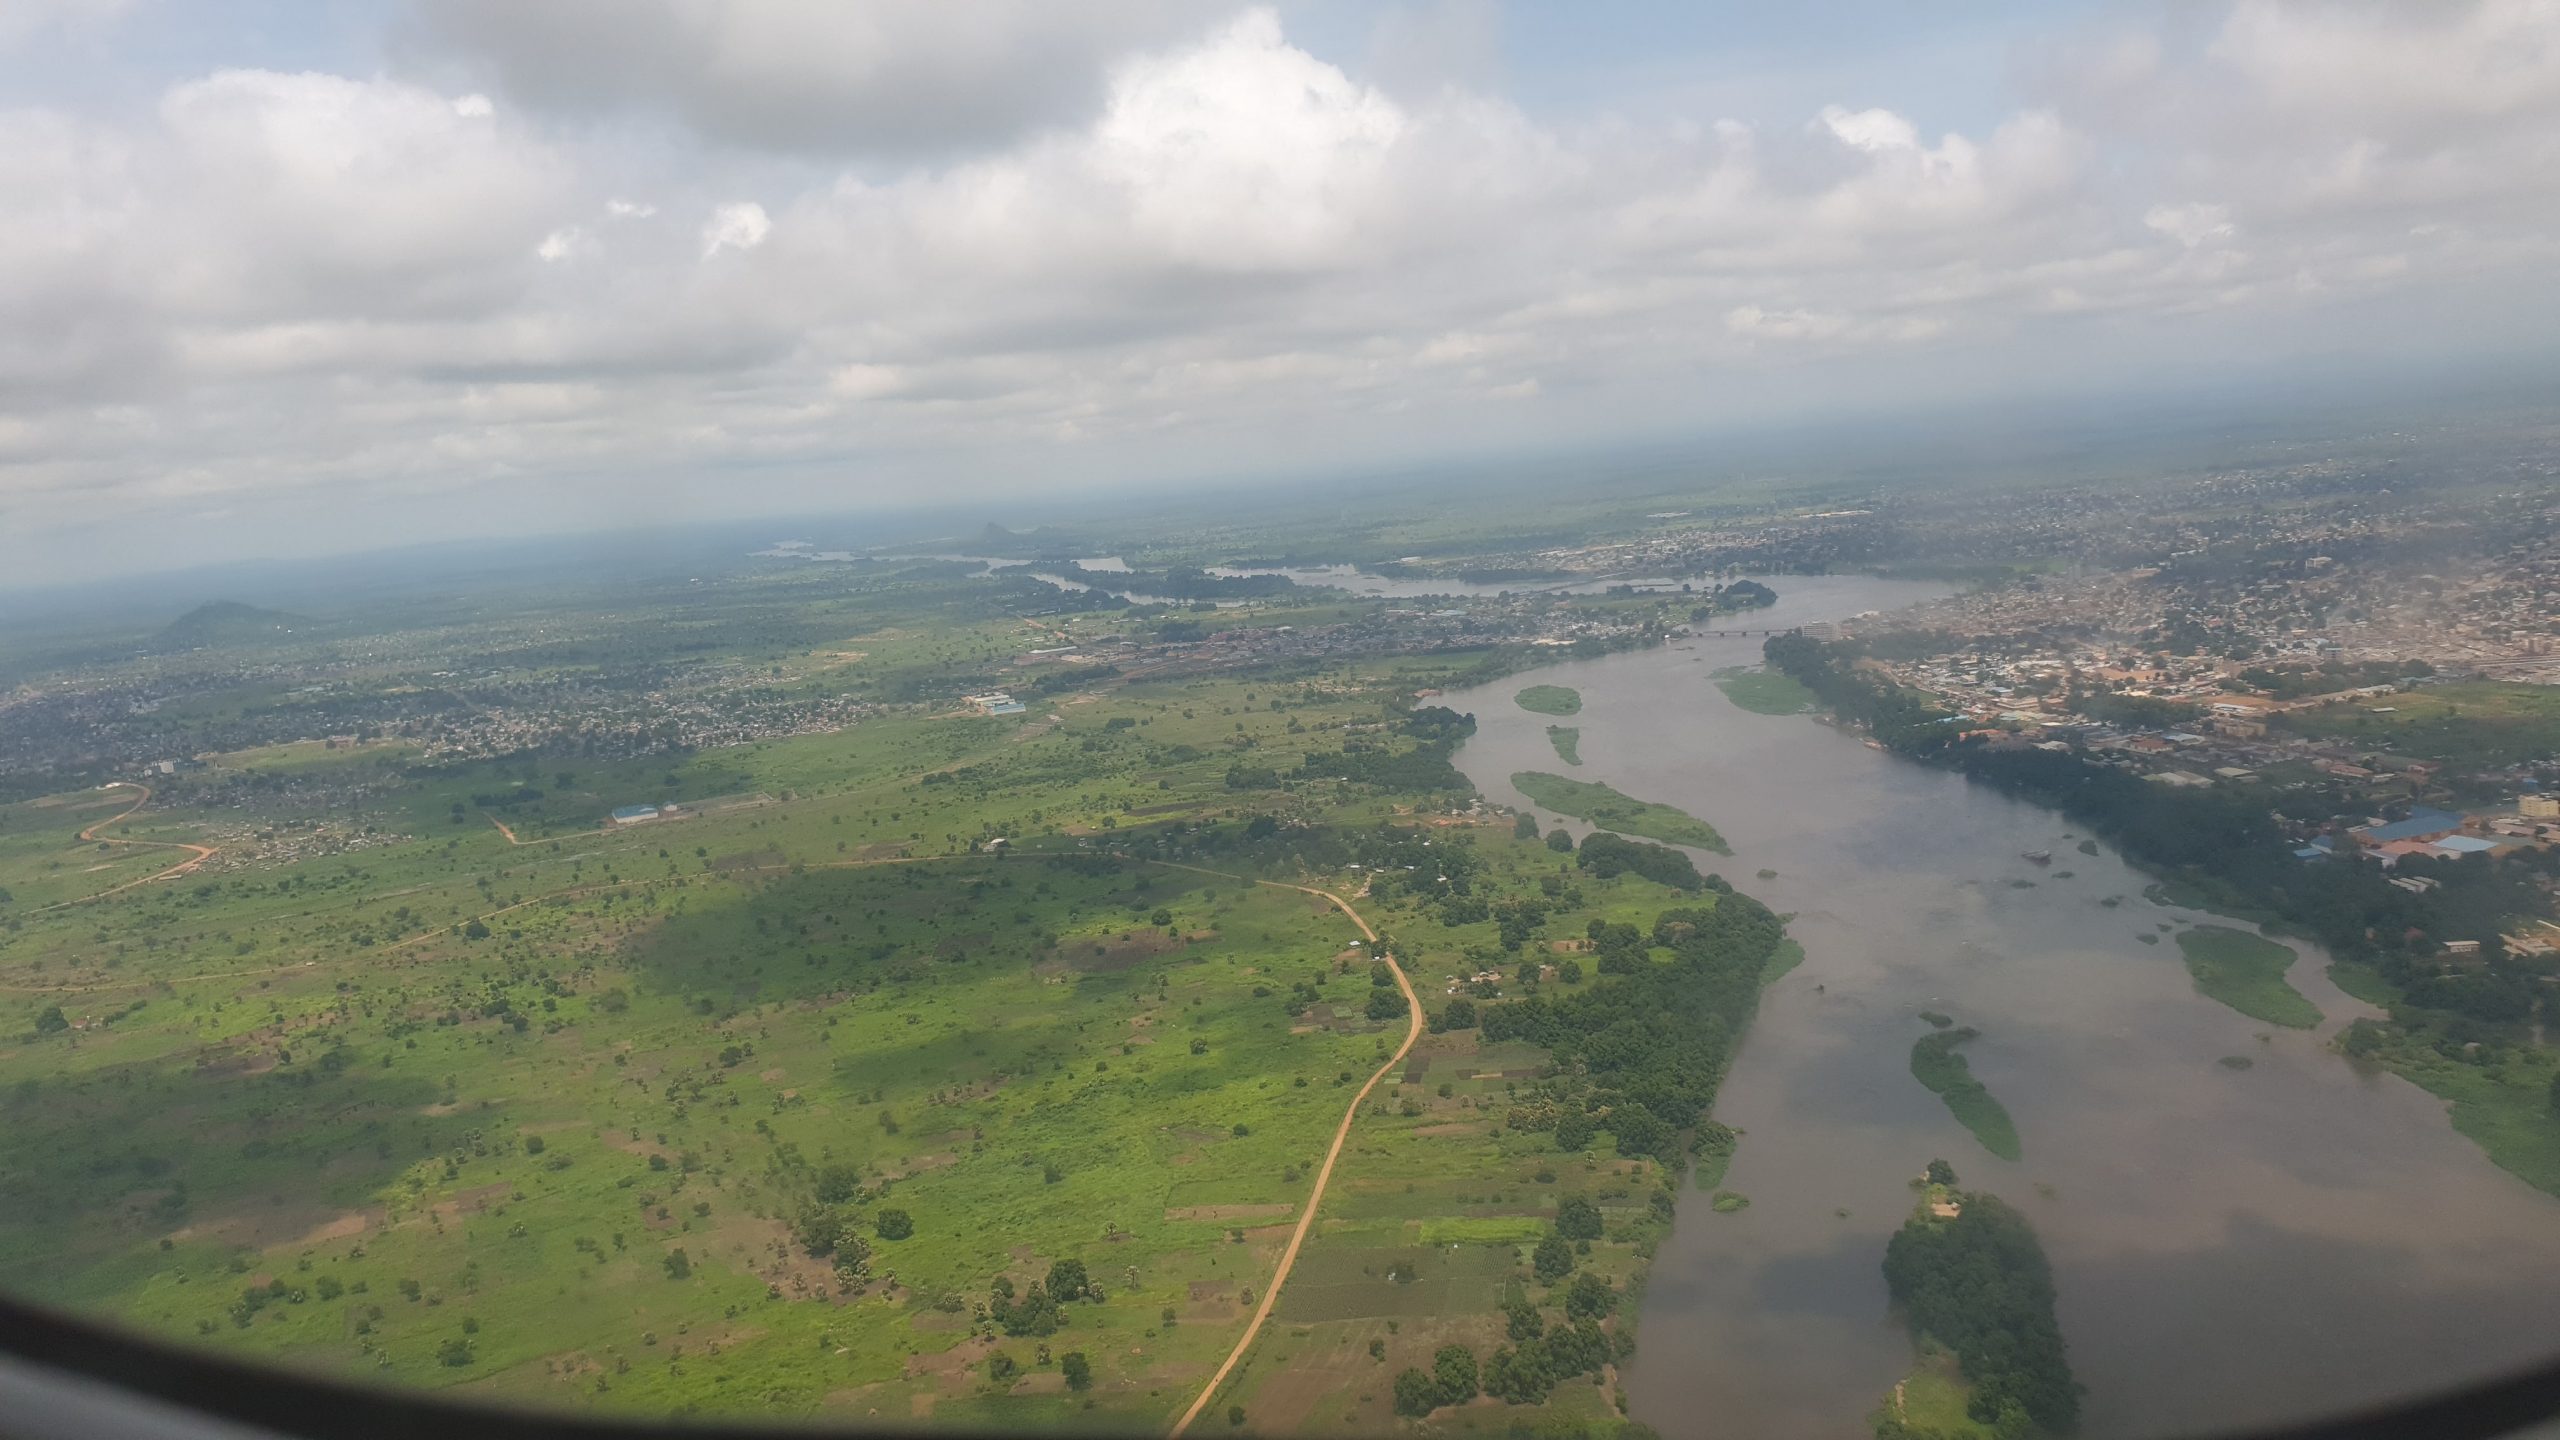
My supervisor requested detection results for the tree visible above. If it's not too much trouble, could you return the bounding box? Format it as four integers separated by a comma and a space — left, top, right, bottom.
437, 1337, 475, 1367
1554, 1114, 1593, 1152
522, 1135, 544, 1156
1364, 988, 1405, 1022
1555, 1195, 1602, 1241
1545, 828, 1575, 853
1564, 1271, 1617, 1320
1393, 1369, 1439, 1417
1925, 1158, 1958, 1187
1061, 1351, 1092, 1391
662, 1248, 691, 1279
1515, 812, 1542, 840
1045, 1258, 1090, 1301
1504, 1301, 1544, 1341
1432, 1344, 1479, 1405
876, 1208, 914, 1241
33, 1006, 67, 1035
1433, 998, 1477, 1032
1532, 1233, 1575, 1283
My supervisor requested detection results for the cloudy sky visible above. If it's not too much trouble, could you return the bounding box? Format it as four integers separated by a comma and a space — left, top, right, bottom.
3, 0, 2557, 586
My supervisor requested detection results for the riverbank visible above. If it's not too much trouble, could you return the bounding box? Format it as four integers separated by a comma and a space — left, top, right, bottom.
1424, 583, 2560, 1439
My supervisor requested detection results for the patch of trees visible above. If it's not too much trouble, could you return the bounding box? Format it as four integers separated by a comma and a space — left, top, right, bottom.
1574, 832, 1704, 891
1882, 1192, 2079, 1432
1403, 705, 1479, 741
1483, 892, 1783, 1151
1393, 1345, 1482, 1416
1295, 741, 1470, 793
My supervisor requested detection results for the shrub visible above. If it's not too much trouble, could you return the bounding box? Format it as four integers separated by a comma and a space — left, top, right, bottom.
876, 1209, 914, 1241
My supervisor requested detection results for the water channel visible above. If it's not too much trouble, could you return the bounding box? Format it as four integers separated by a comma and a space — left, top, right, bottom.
1433, 575, 2560, 1439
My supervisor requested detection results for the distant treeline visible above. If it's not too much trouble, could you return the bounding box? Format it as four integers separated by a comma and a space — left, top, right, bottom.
1766, 634, 2560, 1024
1882, 1191, 2079, 1433
1004, 562, 1297, 601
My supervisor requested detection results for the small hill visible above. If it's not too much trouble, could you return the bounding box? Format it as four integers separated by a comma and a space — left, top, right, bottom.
152, 601, 307, 651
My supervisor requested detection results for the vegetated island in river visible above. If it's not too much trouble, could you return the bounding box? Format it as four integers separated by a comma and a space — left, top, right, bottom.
1511, 772, 1730, 853
1546, 725, 1582, 765
1877, 1164, 2080, 1439
1712, 665, 1817, 715
2175, 925, 2321, 1029
1910, 1027, 2022, 1162
1516, 684, 1583, 716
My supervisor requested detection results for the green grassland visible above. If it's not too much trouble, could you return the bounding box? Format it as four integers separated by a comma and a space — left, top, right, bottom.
1509, 773, 1730, 854
1514, 686, 1582, 717
0, 614, 1753, 1433
2174, 926, 2320, 1029
2275, 682, 2560, 769
1908, 1029, 2021, 1162
1710, 667, 1816, 716
1545, 726, 1581, 766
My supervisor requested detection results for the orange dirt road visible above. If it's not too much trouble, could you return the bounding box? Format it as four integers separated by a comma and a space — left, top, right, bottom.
37, 783, 217, 911
1165, 870, 1421, 1439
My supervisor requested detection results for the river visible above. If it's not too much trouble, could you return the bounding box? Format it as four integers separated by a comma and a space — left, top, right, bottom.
1434, 574, 2560, 1439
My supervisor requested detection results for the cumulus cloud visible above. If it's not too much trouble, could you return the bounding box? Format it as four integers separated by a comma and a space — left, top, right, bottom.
4, 1, 2560, 580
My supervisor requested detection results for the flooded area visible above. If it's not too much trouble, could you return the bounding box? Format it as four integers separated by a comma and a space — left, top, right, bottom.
1436, 575, 2560, 1439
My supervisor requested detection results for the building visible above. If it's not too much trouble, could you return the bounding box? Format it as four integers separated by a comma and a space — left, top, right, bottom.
2523, 794, 2560, 819
964, 691, 1028, 716
2351, 807, 2465, 847
610, 804, 665, 825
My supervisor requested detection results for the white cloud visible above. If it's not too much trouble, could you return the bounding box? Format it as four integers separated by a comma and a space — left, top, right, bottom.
700, 201, 769, 258
5, 2, 2560, 579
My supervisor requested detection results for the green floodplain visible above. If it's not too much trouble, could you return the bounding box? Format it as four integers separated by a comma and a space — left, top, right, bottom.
1908, 1029, 2022, 1162
0, 548, 1804, 1433
1545, 726, 1582, 766
1710, 667, 1817, 716
1509, 772, 1730, 854
1513, 686, 1583, 717
2174, 926, 2321, 1029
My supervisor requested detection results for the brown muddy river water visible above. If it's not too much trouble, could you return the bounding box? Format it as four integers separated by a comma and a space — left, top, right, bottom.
1436, 575, 2560, 1439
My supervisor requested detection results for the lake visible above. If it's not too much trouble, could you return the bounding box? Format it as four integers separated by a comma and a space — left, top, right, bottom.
1435, 575, 2560, 1439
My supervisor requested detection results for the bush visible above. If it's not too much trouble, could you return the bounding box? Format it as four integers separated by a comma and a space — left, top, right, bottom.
1061, 1352, 1092, 1391
875, 1209, 914, 1241
662, 1248, 691, 1280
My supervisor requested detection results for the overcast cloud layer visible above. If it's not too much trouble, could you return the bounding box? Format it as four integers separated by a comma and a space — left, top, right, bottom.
3, 1, 2559, 584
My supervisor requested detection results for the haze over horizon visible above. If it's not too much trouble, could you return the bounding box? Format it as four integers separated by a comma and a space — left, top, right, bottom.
5, 0, 2559, 586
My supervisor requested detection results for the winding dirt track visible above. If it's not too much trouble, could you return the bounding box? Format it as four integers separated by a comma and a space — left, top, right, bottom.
34, 783, 217, 911
1161, 867, 1422, 1439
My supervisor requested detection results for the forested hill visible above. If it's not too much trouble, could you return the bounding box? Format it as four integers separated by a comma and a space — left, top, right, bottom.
1882, 1191, 2080, 1434
151, 600, 306, 651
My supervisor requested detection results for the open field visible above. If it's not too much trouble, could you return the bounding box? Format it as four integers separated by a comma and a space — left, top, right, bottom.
2275, 683, 2560, 770
1509, 773, 1730, 854
2174, 926, 2320, 1029
1710, 667, 1816, 716
0, 618, 1733, 1433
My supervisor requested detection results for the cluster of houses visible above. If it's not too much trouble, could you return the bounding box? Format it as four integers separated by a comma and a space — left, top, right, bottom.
2292, 795, 2558, 868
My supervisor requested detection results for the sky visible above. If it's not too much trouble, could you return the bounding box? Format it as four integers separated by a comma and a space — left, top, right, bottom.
2, 0, 2558, 588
